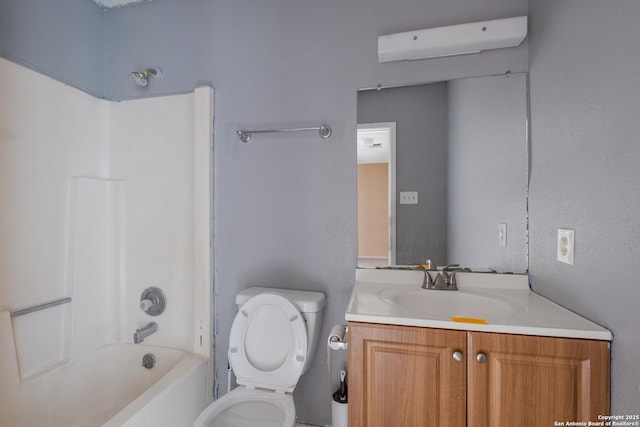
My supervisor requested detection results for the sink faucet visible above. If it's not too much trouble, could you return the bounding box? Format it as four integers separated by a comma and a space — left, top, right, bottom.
421, 264, 470, 291
133, 322, 158, 344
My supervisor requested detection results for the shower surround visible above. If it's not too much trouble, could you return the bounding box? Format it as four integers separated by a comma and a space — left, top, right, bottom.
0, 58, 213, 425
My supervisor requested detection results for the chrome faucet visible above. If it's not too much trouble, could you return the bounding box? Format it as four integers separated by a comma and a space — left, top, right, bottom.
133, 322, 158, 344
421, 264, 470, 291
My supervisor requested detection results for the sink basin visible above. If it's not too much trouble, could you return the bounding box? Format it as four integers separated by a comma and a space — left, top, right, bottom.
378, 287, 525, 320
347, 269, 612, 340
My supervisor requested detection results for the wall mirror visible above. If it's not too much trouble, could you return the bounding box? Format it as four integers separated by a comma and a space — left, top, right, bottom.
357, 72, 528, 273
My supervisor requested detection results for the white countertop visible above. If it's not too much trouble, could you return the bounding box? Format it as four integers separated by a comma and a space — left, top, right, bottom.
345, 269, 612, 341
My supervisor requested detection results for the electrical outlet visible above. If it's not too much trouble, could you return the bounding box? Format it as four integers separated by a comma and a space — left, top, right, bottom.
399, 191, 418, 205
557, 228, 575, 265
499, 223, 507, 247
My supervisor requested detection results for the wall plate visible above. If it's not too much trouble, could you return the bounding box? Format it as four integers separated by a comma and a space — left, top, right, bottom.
399, 191, 418, 205
557, 228, 575, 265
499, 223, 507, 247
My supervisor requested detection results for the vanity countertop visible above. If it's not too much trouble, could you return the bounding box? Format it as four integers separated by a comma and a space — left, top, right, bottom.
345, 269, 612, 341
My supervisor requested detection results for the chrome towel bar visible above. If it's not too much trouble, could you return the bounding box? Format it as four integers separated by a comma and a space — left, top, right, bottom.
10, 297, 72, 318
237, 124, 332, 143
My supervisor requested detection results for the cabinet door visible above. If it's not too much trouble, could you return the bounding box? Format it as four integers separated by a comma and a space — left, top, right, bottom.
468, 332, 610, 427
348, 322, 467, 427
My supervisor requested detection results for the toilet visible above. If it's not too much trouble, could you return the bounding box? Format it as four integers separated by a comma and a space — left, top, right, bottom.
194, 286, 326, 427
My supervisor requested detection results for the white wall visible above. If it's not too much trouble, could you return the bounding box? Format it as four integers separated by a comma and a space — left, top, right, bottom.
0, 58, 212, 386
0, 58, 104, 313
110, 94, 196, 351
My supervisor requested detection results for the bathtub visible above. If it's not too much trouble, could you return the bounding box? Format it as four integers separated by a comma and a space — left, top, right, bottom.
1, 343, 209, 427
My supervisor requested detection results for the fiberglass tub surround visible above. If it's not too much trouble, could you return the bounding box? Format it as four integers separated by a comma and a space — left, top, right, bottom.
347, 268, 612, 340
0, 338, 207, 427
0, 58, 213, 426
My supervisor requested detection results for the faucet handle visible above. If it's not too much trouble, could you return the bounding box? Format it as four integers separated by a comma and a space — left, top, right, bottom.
140, 287, 166, 316
421, 269, 435, 289
448, 267, 471, 290
140, 299, 153, 311
418, 263, 433, 289
442, 264, 461, 271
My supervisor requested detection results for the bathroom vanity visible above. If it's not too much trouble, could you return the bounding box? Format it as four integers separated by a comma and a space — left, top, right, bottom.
346, 269, 612, 427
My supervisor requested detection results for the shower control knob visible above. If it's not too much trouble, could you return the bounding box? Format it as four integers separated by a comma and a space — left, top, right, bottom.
476, 352, 488, 363
140, 287, 167, 316
452, 351, 463, 362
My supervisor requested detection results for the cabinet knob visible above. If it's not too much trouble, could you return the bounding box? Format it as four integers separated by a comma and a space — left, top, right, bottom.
476, 352, 487, 363
452, 351, 463, 362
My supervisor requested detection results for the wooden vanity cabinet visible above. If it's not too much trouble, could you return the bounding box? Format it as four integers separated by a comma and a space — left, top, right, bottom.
348, 322, 467, 427
348, 322, 610, 427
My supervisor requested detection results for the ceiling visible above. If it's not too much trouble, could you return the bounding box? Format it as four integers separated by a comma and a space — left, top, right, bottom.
357, 128, 390, 165
91, 0, 146, 8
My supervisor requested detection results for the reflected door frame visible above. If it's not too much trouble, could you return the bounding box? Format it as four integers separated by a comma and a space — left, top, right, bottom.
357, 122, 396, 266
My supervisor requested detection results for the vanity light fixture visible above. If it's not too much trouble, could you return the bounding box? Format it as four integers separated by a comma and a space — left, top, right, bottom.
378, 16, 527, 63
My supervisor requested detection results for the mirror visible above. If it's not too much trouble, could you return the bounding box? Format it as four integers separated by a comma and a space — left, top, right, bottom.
357, 73, 528, 273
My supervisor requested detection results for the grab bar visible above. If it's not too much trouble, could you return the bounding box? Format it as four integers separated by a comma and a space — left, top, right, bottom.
237, 124, 332, 143
10, 297, 72, 318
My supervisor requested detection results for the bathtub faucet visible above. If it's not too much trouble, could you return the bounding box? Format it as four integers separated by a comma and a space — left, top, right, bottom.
133, 322, 158, 344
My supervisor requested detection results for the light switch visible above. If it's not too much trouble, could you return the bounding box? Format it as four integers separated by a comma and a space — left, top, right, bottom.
400, 191, 418, 205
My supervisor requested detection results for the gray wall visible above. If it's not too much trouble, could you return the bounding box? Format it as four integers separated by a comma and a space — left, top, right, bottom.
5, 0, 639, 416
103, 3, 526, 424
0, 0, 105, 97
448, 74, 528, 272
528, 0, 640, 413
358, 84, 449, 265
0, 0, 528, 424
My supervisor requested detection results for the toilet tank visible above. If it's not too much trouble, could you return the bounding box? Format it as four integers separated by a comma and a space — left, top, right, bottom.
236, 287, 326, 374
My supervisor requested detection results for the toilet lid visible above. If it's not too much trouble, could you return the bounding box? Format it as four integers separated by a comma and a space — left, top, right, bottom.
228, 293, 307, 393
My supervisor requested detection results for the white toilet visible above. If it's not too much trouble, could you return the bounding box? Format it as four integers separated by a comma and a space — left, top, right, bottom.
194, 286, 326, 427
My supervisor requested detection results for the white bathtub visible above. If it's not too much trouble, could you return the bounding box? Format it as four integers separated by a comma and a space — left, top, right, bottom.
1, 343, 209, 427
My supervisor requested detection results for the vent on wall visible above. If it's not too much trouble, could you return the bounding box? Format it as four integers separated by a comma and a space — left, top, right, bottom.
378, 16, 527, 63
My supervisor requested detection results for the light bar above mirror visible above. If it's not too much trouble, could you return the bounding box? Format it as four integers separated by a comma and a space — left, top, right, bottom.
378, 16, 527, 63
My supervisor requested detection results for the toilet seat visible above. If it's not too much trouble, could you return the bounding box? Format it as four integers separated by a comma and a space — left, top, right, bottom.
194, 293, 305, 427
228, 292, 308, 393
193, 387, 295, 427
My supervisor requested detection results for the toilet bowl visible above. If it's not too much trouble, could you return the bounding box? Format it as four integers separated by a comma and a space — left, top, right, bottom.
194, 287, 325, 427
193, 387, 296, 427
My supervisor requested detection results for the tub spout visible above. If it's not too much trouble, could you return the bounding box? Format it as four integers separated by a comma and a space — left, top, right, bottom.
133, 322, 158, 344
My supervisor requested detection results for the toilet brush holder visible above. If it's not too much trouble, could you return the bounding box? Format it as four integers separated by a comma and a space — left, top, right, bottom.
331, 400, 348, 427
331, 370, 348, 427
